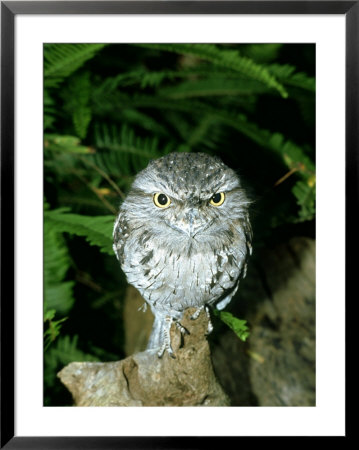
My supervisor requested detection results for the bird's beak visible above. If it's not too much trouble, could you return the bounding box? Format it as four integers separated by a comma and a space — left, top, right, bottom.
179, 208, 206, 238
186, 209, 197, 237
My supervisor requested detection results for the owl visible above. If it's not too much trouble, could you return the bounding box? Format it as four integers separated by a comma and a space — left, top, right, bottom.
113, 152, 252, 358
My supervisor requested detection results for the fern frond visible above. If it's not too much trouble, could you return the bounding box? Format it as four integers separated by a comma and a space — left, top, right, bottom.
44, 134, 94, 154
285, 72, 316, 91
52, 335, 99, 364
44, 89, 57, 130
91, 123, 175, 177
135, 43, 288, 98
61, 72, 93, 139
292, 180, 316, 221
92, 66, 248, 94
44, 208, 114, 255
44, 312, 68, 351
73, 107, 92, 139
158, 78, 270, 99
267, 63, 315, 91
92, 67, 266, 99
45, 282, 75, 316
158, 111, 192, 143
242, 44, 283, 64
103, 94, 207, 116
44, 43, 106, 85
185, 115, 225, 151
119, 109, 170, 137
44, 114, 56, 131
44, 221, 74, 317
92, 69, 194, 98
94, 123, 162, 159
98, 93, 248, 124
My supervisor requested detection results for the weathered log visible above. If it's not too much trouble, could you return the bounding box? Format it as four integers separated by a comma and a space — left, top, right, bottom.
58, 308, 230, 406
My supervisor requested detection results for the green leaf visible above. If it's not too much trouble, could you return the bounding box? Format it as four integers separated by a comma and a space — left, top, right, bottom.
292, 180, 316, 221
44, 315, 68, 351
44, 208, 115, 255
44, 134, 94, 154
214, 310, 250, 341
44, 309, 56, 322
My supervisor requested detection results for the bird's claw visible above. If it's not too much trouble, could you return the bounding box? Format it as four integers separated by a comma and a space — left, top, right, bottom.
191, 305, 213, 335
190, 305, 204, 321
205, 319, 214, 336
175, 321, 190, 336
157, 342, 176, 359
155, 307, 212, 358
156, 315, 177, 358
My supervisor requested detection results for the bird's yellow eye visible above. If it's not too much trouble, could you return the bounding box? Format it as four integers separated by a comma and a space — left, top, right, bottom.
209, 192, 225, 207
153, 193, 171, 208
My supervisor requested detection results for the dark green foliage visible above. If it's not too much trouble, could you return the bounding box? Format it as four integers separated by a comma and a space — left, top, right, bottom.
45, 134, 93, 154
44, 44, 107, 87
61, 72, 93, 139
45, 208, 114, 255
136, 44, 289, 98
44, 43, 315, 405
44, 310, 68, 352
44, 217, 74, 316
44, 335, 100, 405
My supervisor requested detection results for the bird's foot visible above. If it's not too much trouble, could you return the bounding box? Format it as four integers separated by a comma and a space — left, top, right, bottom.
191, 305, 213, 335
175, 320, 190, 349
175, 320, 190, 336
190, 305, 204, 320
157, 316, 176, 359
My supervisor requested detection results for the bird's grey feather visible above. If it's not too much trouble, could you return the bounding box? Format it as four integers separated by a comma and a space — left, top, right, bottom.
113, 152, 252, 357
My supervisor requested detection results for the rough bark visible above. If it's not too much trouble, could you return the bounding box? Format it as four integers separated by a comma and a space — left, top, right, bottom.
58, 308, 230, 406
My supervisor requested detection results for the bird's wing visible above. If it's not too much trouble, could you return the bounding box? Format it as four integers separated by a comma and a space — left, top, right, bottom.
113, 210, 127, 263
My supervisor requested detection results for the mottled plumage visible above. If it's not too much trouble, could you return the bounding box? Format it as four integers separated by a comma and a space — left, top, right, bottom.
113, 152, 252, 357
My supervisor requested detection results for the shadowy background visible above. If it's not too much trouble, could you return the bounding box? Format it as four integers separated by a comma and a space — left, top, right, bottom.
44, 43, 315, 406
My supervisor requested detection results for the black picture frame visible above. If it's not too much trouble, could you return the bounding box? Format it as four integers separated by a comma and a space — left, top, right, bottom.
1, 1, 354, 447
